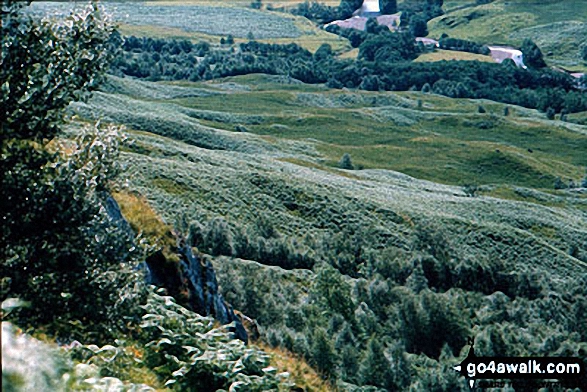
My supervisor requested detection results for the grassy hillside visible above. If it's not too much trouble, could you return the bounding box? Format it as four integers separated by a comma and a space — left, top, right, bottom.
66, 74, 587, 389
83, 75, 587, 191
32, 1, 349, 53
14, 3, 587, 390
428, 0, 587, 70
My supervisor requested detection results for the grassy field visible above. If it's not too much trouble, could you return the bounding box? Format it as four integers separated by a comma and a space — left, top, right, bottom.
77, 74, 587, 195
166, 76, 587, 189
75, 76, 587, 276
69, 72, 587, 392
414, 49, 494, 63
427, 0, 587, 70
32, 1, 349, 52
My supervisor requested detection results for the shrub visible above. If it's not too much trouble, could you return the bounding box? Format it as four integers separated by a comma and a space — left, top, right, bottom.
1, 1, 146, 340
70, 290, 292, 390
339, 153, 354, 170
521, 38, 547, 69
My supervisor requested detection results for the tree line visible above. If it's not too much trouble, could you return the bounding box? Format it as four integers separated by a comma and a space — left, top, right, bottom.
109, 32, 587, 114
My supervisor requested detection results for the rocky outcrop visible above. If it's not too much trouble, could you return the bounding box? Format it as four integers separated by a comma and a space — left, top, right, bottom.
176, 242, 248, 343
105, 196, 248, 343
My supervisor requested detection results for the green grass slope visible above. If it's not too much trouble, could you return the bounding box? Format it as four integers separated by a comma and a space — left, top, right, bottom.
428, 0, 587, 70
32, 1, 349, 52
85, 75, 587, 191
72, 75, 587, 275
67, 74, 587, 389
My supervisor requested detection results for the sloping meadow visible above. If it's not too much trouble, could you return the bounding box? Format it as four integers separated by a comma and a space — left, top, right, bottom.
70, 75, 587, 389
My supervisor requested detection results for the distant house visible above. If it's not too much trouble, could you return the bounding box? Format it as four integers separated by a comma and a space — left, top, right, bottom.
487, 46, 526, 69
353, 0, 381, 17
325, 0, 399, 32
416, 37, 439, 48
326, 14, 399, 31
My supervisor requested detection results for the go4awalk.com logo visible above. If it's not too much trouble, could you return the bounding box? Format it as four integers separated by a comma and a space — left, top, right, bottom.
453, 338, 585, 389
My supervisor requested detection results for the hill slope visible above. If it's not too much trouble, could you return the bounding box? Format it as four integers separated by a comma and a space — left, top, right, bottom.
428, 0, 587, 70
67, 74, 587, 389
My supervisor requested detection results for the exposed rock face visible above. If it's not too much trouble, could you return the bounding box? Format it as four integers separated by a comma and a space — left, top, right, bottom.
177, 243, 248, 343
105, 196, 248, 343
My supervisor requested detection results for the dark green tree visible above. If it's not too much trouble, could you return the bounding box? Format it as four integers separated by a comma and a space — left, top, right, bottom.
339, 0, 363, 18
311, 263, 355, 319
380, 0, 398, 14
521, 38, 547, 68
314, 43, 333, 61
410, 15, 428, 37
339, 153, 354, 170
311, 328, 339, 379
1, 0, 145, 339
359, 337, 393, 389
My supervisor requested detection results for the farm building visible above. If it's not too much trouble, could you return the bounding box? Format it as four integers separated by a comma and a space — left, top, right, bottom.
487, 46, 527, 69
353, 0, 381, 17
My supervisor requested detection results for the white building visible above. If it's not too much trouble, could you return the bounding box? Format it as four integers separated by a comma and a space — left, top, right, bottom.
354, 0, 381, 17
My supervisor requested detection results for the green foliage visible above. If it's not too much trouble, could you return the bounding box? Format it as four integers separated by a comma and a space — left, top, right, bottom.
1, 0, 146, 340
398, 289, 468, 359
136, 290, 291, 390
521, 38, 547, 69
339, 153, 354, 170
410, 15, 429, 37
359, 338, 393, 389
358, 31, 419, 62
310, 328, 339, 380
1, 1, 113, 140
438, 37, 490, 55
311, 264, 355, 320
380, 0, 398, 14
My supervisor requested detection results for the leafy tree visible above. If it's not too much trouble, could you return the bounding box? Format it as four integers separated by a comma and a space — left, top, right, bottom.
1, 0, 145, 339
410, 15, 428, 37
365, 17, 380, 34
311, 263, 355, 319
203, 218, 234, 256
581, 45, 587, 62
314, 43, 333, 61
310, 328, 339, 379
339, 153, 355, 169
380, 0, 398, 14
359, 337, 392, 389
339, 0, 363, 19
521, 38, 547, 69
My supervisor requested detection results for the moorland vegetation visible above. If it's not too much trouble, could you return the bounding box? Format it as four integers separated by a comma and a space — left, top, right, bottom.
3, 0, 587, 391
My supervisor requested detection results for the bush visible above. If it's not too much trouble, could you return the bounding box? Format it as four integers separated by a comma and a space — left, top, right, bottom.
1, 1, 146, 339
339, 153, 354, 170
521, 38, 547, 69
